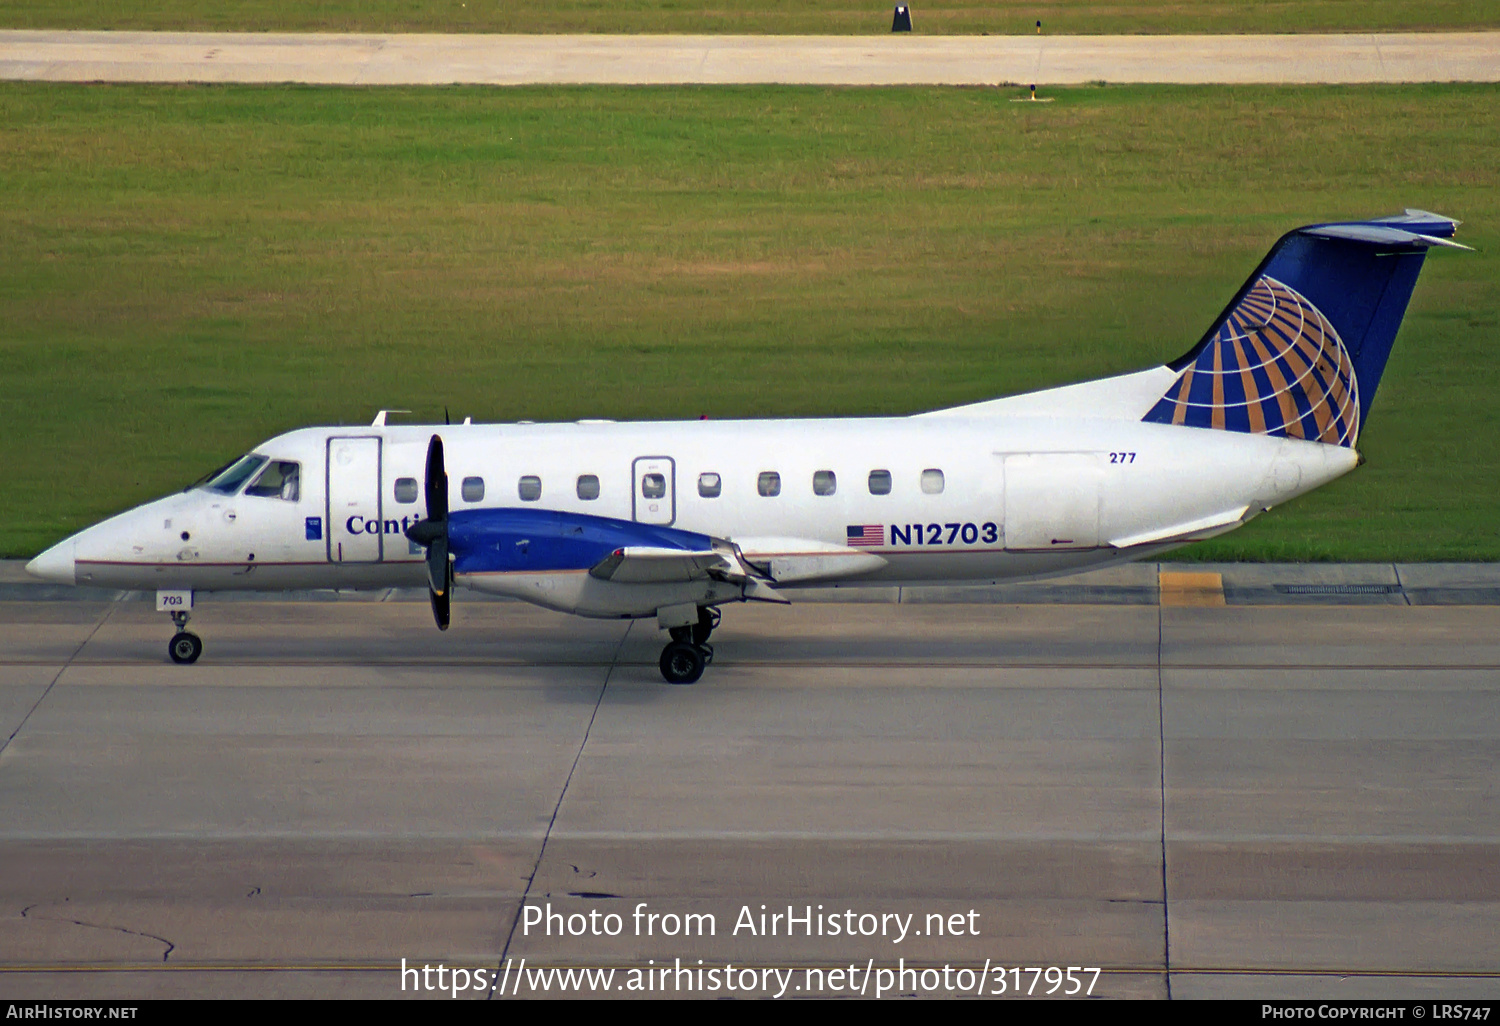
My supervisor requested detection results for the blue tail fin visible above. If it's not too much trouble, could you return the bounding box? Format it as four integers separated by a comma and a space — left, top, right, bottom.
1143, 210, 1465, 446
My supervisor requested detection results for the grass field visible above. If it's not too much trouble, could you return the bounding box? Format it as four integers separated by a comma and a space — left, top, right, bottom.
1, 82, 1496, 561
2, 1, 1496, 35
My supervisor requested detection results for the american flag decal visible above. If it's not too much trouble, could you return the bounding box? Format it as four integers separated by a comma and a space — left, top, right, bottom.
847, 524, 884, 548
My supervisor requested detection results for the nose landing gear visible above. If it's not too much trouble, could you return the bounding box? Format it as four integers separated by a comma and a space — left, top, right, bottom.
169, 626, 203, 664
660, 606, 720, 685
158, 591, 202, 664
167, 611, 203, 664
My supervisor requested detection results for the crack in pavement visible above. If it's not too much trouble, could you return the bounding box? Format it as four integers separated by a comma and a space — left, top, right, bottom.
0, 599, 117, 759
488, 619, 632, 999
21, 901, 176, 962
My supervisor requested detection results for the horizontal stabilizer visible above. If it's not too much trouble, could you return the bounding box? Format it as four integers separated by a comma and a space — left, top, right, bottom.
1304, 223, 1471, 250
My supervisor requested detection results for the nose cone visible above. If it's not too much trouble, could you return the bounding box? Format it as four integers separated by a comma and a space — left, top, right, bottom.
26, 538, 76, 586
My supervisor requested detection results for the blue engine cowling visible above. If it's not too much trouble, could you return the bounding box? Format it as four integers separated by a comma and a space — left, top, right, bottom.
448, 508, 715, 575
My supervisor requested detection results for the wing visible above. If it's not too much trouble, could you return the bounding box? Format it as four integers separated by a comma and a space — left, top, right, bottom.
588, 545, 792, 602
588, 546, 734, 584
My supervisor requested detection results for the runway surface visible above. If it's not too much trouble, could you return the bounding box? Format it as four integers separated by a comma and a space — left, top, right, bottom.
2, 30, 1498, 85
2, 594, 1497, 998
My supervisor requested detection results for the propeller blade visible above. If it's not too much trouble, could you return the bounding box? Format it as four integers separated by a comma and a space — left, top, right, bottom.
401, 433, 452, 631
429, 573, 450, 631
425, 434, 448, 523
426, 534, 449, 598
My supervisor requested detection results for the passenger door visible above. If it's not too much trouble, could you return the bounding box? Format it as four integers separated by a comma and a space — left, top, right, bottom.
327, 436, 383, 562
632, 456, 676, 526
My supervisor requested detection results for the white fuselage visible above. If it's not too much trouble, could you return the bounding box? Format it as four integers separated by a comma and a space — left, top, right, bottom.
32, 399, 1358, 618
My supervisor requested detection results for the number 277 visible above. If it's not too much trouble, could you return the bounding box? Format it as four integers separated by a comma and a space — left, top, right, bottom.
1108, 452, 1137, 463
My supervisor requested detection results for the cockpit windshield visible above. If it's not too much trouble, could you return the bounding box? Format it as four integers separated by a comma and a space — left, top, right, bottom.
202, 454, 268, 495
245, 460, 301, 501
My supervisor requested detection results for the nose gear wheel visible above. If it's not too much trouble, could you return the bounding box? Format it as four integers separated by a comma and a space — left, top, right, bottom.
169, 631, 202, 664
166, 608, 202, 664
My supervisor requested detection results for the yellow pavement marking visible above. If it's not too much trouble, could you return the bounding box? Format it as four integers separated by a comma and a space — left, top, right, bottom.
1158, 570, 1226, 607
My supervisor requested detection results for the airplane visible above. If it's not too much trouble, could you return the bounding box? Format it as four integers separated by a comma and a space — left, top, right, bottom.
25, 211, 1466, 684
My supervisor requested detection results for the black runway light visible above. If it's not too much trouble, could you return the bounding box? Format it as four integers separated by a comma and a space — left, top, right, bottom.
892, 5, 912, 31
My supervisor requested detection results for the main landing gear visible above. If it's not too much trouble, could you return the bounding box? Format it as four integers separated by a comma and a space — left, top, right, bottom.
659, 607, 719, 685
167, 610, 203, 665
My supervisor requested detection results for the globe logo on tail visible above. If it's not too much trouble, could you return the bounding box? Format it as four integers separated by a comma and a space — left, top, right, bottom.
1145, 276, 1360, 447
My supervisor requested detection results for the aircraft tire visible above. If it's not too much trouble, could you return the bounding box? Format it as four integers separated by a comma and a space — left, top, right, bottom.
169, 632, 203, 665
659, 641, 706, 685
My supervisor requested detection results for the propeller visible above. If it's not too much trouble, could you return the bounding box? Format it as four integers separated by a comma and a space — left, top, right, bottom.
404, 434, 451, 630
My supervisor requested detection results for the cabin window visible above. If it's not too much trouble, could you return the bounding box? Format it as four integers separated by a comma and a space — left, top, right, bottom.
576, 474, 600, 500
461, 476, 485, 502
813, 470, 837, 496
518, 475, 542, 502
868, 469, 892, 495
204, 454, 267, 495
758, 471, 781, 497
921, 468, 945, 495
698, 472, 722, 498
244, 460, 301, 502
641, 473, 666, 499
393, 477, 419, 503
